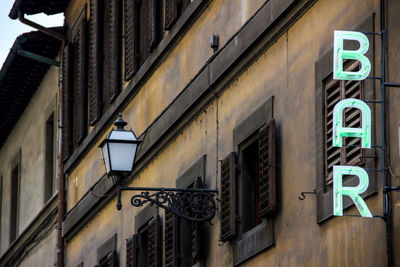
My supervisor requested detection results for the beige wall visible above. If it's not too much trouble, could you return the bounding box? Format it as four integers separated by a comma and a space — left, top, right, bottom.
0, 65, 59, 255
65, 0, 391, 266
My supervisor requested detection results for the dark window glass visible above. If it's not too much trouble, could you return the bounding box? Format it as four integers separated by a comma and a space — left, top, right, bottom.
44, 113, 55, 202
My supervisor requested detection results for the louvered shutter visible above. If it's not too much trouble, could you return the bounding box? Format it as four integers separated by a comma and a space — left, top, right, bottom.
73, 17, 88, 144
139, 0, 151, 65
149, 0, 159, 50
324, 61, 364, 185
164, 0, 177, 30
88, 0, 101, 125
61, 44, 72, 161
165, 211, 179, 267
324, 76, 341, 184
342, 63, 364, 166
124, 0, 139, 80
258, 119, 276, 217
147, 215, 161, 267
220, 152, 236, 242
105, 0, 121, 103
126, 234, 138, 267
106, 250, 118, 267
192, 177, 202, 263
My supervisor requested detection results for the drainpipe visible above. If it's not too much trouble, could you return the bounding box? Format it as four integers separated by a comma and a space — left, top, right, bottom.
379, 0, 393, 266
16, 11, 67, 267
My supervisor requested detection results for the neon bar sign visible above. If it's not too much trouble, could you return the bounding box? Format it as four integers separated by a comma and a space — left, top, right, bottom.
332, 30, 372, 217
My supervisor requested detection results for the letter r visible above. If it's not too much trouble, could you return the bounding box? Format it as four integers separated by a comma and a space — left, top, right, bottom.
333, 166, 372, 217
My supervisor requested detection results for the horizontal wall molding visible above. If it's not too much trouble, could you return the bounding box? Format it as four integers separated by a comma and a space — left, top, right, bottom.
62, 0, 317, 240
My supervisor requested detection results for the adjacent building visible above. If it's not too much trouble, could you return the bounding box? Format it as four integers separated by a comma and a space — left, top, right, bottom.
3, 0, 400, 266
0, 29, 61, 266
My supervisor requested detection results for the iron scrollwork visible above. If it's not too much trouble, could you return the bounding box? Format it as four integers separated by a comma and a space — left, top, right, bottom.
117, 186, 218, 222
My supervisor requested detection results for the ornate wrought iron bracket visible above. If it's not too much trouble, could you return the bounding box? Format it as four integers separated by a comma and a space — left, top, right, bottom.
116, 186, 218, 222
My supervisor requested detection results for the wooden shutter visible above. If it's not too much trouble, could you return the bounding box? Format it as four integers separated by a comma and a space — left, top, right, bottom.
124, 0, 139, 80
149, 0, 159, 50
88, 0, 101, 125
105, 0, 121, 103
324, 61, 364, 185
220, 152, 236, 242
126, 234, 138, 267
324, 76, 341, 184
106, 250, 118, 267
164, 0, 177, 30
165, 211, 179, 267
139, 0, 152, 65
73, 17, 88, 144
192, 177, 202, 263
258, 119, 276, 217
147, 215, 161, 267
61, 44, 72, 161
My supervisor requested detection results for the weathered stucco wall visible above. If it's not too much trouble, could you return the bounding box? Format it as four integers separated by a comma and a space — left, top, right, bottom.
65, 0, 266, 211
0, 65, 59, 254
65, 0, 390, 266
18, 229, 57, 267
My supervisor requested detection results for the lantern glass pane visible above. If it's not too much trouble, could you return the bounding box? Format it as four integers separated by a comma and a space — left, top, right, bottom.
102, 144, 111, 174
109, 130, 137, 141
109, 143, 137, 172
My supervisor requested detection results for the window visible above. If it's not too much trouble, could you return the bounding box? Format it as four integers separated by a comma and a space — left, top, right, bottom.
62, 7, 88, 161
124, 0, 163, 80
97, 234, 118, 267
126, 206, 161, 267
10, 151, 21, 243
44, 112, 55, 203
123, 0, 193, 81
220, 98, 276, 265
88, 0, 121, 125
314, 15, 377, 223
164, 177, 203, 267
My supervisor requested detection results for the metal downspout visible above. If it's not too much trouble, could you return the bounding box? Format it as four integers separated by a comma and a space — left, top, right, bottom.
16, 11, 66, 267
380, 0, 392, 266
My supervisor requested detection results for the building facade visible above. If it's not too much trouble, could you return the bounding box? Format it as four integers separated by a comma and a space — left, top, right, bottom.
4, 0, 400, 266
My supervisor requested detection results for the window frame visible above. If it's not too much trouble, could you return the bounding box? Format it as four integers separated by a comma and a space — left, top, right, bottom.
9, 150, 21, 244
97, 233, 118, 267
314, 15, 377, 223
231, 97, 275, 266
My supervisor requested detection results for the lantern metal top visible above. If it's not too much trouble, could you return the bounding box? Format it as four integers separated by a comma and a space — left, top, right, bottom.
113, 112, 128, 130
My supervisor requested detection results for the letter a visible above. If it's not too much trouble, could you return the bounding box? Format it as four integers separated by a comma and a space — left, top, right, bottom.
333, 166, 372, 217
333, 98, 371, 148
333, 30, 371, 80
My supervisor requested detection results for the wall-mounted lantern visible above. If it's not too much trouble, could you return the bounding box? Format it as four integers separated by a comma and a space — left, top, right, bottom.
100, 113, 217, 222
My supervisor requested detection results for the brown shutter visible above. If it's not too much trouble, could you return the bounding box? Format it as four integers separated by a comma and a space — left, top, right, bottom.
73, 17, 88, 144
343, 62, 364, 167
149, 0, 159, 50
258, 119, 276, 217
88, 0, 101, 125
106, 0, 121, 103
164, 0, 177, 30
106, 250, 118, 267
165, 211, 179, 267
126, 234, 138, 267
124, 0, 139, 80
220, 152, 236, 242
192, 177, 202, 263
324, 76, 341, 184
61, 44, 72, 161
147, 215, 161, 267
324, 61, 364, 185
139, 0, 151, 65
